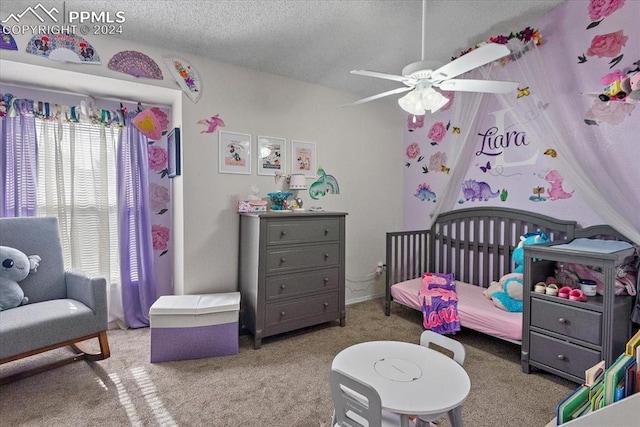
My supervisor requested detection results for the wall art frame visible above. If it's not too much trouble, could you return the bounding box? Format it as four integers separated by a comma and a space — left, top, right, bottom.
219, 131, 252, 175
290, 140, 316, 178
167, 127, 181, 178
257, 135, 286, 176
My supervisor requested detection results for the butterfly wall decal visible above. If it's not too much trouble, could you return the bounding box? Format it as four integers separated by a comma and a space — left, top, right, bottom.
517, 87, 530, 98
479, 161, 491, 173
452, 127, 461, 134
544, 148, 557, 158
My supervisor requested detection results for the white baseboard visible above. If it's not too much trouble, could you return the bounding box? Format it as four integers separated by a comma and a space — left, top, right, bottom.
346, 293, 385, 305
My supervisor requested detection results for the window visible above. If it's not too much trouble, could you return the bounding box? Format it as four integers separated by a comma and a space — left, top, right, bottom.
35, 119, 120, 285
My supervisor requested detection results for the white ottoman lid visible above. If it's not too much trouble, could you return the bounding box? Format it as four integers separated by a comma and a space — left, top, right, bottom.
150, 292, 240, 315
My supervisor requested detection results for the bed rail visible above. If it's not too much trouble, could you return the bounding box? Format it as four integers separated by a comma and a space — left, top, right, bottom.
385, 207, 577, 316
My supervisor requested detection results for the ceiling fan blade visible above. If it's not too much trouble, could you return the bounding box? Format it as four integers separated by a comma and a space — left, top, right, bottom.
436, 79, 519, 94
350, 69, 416, 85
431, 43, 511, 81
341, 86, 413, 107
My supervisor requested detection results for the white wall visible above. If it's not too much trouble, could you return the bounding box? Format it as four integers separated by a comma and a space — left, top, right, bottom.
0, 24, 404, 304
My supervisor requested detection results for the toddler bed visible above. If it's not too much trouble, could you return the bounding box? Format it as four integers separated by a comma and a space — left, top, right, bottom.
385, 207, 578, 343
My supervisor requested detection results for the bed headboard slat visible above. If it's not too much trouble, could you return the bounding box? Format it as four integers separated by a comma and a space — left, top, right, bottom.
386, 207, 578, 292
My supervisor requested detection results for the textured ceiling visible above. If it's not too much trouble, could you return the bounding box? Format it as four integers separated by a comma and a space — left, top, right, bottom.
1, 0, 566, 101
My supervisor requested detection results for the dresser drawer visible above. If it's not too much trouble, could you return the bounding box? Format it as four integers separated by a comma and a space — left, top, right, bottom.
265, 268, 339, 301
531, 298, 602, 345
530, 332, 601, 380
266, 218, 341, 245
266, 243, 340, 273
265, 292, 339, 328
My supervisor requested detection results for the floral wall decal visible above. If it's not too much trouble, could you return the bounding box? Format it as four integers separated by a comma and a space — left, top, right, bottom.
405, 141, 425, 169
148, 144, 169, 177
146, 130, 172, 258
581, 29, 628, 68
152, 224, 170, 257
427, 121, 447, 145
149, 183, 170, 215
586, 0, 625, 29
428, 151, 448, 174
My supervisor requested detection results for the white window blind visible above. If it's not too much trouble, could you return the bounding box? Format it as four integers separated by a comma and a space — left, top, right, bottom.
35, 119, 120, 286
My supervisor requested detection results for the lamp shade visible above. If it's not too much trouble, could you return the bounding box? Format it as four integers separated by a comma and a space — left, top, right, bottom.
421, 88, 450, 113
398, 89, 425, 115
289, 173, 307, 190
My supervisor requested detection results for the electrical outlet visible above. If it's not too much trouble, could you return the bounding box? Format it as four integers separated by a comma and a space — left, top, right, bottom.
374, 261, 385, 276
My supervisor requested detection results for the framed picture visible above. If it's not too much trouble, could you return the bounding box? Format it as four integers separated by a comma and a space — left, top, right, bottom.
291, 140, 316, 178
257, 136, 286, 176
167, 127, 181, 178
219, 131, 252, 174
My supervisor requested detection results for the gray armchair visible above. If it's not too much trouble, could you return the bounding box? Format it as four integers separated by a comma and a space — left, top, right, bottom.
0, 217, 110, 384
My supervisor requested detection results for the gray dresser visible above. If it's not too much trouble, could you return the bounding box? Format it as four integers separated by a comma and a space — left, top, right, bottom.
239, 212, 347, 349
521, 240, 636, 383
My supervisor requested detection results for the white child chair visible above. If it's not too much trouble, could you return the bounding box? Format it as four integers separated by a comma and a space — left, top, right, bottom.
416, 330, 466, 427
330, 369, 414, 427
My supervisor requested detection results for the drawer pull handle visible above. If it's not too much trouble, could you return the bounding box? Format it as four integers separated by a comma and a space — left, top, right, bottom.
557, 354, 566, 361
324, 228, 330, 235
324, 302, 329, 308
280, 257, 286, 263
280, 311, 286, 317
324, 278, 329, 283
280, 284, 286, 290
281, 231, 287, 237
558, 317, 566, 324
324, 253, 329, 259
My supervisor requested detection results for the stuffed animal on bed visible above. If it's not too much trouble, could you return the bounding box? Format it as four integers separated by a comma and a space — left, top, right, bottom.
0, 246, 41, 311
484, 232, 551, 312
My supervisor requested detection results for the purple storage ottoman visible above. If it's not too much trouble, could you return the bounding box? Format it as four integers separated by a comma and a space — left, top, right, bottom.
150, 292, 240, 363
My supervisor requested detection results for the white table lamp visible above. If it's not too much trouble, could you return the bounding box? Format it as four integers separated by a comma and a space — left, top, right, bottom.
288, 174, 307, 210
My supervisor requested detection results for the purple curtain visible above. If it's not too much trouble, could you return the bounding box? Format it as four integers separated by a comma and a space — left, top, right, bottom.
117, 112, 158, 328
1, 99, 38, 217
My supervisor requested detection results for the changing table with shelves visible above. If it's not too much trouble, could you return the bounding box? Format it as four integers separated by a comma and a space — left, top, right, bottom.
521, 228, 637, 383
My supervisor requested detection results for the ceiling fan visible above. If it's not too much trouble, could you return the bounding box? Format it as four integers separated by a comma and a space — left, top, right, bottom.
344, 0, 519, 114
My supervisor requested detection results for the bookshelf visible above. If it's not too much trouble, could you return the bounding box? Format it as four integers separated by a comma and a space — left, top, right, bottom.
550, 328, 640, 426
547, 393, 640, 426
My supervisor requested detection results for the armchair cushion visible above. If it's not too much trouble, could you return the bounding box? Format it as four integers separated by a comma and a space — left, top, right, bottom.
0, 299, 100, 359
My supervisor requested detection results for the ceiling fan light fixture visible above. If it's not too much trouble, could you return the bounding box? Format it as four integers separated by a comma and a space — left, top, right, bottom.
398, 89, 425, 115
421, 88, 450, 112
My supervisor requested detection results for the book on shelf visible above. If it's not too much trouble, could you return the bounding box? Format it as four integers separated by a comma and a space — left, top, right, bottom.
556, 384, 590, 425
625, 329, 640, 357
603, 352, 635, 405
584, 360, 604, 387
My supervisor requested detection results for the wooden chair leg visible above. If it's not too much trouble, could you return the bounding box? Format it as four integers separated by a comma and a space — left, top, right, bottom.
71, 331, 111, 361
0, 331, 111, 385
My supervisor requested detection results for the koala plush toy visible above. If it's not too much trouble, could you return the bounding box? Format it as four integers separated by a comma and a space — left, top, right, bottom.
0, 245, 41, 311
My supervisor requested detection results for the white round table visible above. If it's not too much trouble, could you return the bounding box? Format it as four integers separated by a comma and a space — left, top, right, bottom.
332, 340, 471, 427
